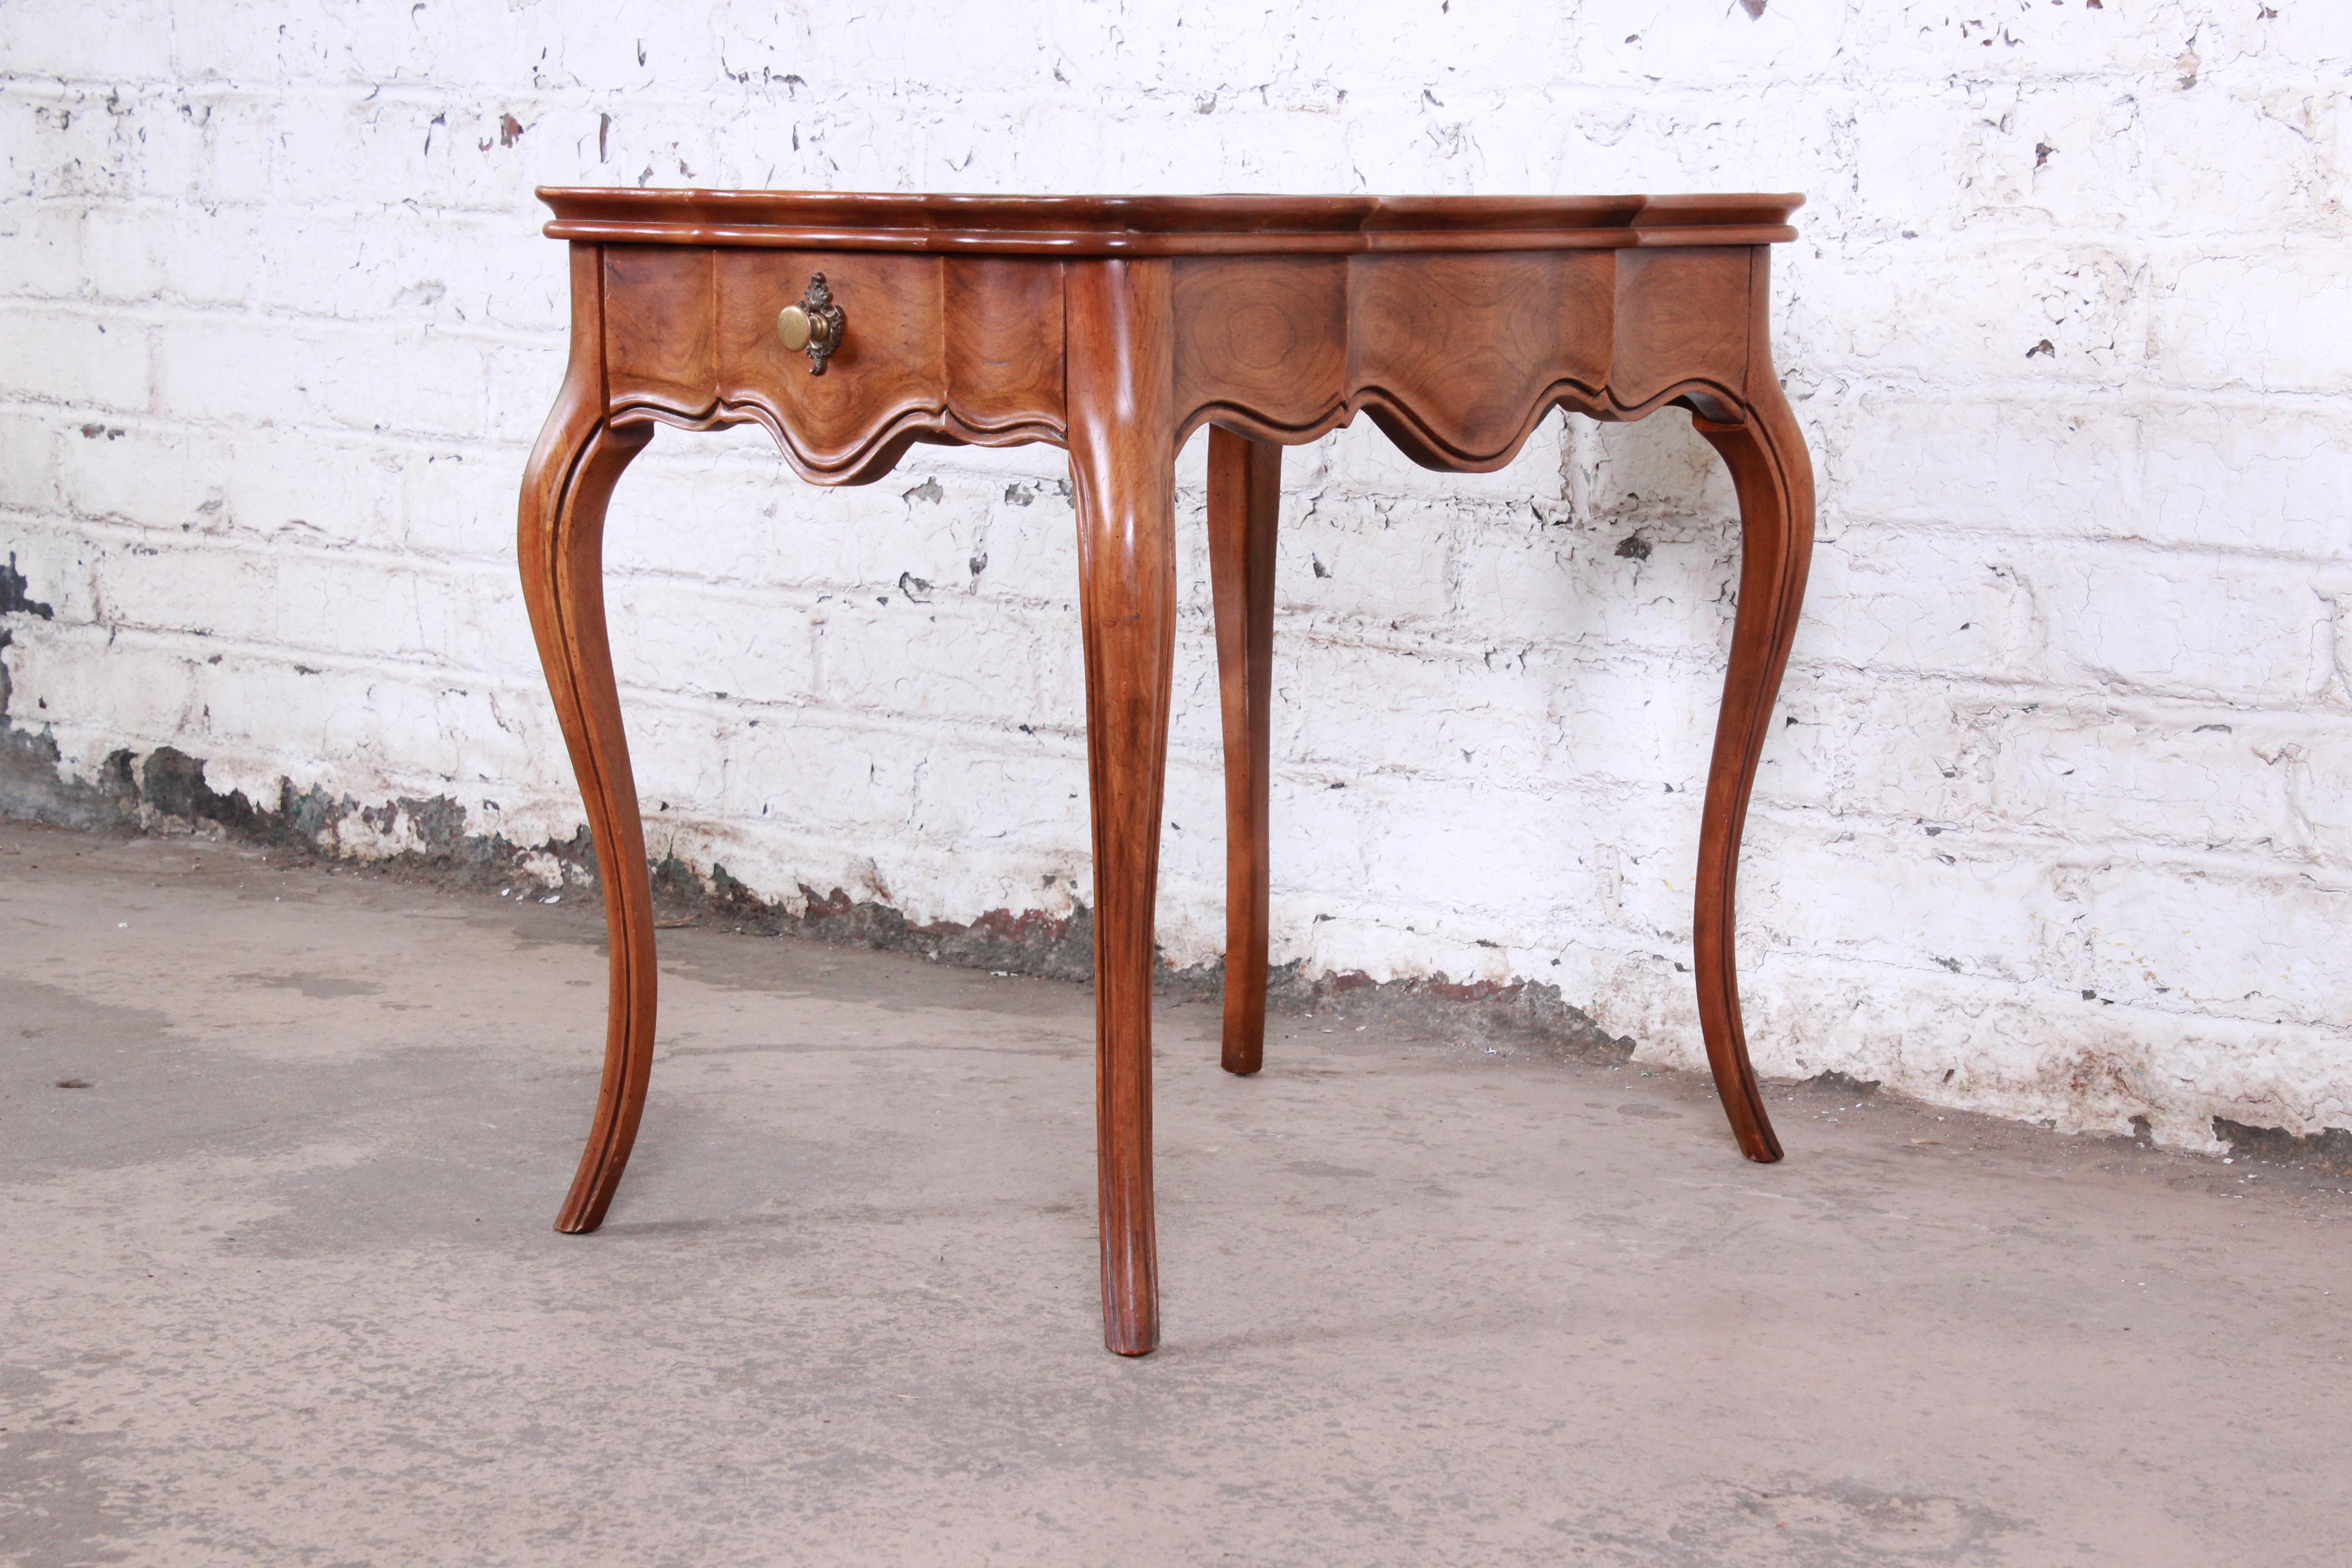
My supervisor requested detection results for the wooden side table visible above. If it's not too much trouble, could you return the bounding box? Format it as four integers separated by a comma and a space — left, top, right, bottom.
519, 189, 1813, 1356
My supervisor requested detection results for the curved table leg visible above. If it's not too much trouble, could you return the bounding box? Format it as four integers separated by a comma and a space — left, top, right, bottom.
1205, 426, 1282, 1076
1686, 383, 1815, 1164
519, 375, 657, 1232
1068, 260, 1179, 1355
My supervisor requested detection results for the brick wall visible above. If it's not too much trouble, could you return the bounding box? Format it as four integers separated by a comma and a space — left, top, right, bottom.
4, 1, 2349, 1148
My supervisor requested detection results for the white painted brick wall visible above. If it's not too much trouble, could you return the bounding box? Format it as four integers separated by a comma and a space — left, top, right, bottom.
5, 1, 2351, 1150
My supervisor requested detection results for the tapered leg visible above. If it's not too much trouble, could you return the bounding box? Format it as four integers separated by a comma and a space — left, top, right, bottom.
1205, 426, 1282, 1075
1067, 260, 1178, 1355
518, 259, 659, 1232
1686, 380, 1815, 1164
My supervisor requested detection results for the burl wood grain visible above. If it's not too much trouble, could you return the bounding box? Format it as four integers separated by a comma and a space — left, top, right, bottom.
520, 189, 1813, 1355
603, 249, 1066, 482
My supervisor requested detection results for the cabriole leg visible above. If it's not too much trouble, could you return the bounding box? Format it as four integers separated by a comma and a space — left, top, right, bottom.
519, 365, 657, 1232
1686, 382, 1815, 1164
1068, 260, 1179, 1355
1205, 426, 1282, 1076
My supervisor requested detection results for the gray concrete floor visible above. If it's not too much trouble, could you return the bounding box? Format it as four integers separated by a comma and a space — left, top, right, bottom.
4, 818, 2351, 1567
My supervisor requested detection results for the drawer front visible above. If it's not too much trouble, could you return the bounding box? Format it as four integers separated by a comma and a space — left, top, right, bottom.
715, 250, 948, 465
601, 247, 1065, 480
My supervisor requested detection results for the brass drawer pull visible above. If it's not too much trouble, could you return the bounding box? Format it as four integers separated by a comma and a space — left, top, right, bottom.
775, 272, 845, 375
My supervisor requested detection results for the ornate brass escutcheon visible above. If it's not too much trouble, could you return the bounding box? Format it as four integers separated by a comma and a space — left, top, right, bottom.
775, 272, 846, 375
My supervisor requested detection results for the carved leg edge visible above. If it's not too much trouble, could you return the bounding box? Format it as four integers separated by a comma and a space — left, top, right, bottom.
518, 407, 660, 1231
1687, 390, 1815, 1164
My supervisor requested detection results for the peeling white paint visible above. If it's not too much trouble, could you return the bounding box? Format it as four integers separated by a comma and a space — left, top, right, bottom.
3, 2, 2351, 1151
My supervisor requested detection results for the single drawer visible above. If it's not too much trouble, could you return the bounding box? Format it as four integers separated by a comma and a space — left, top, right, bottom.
602, 246, 1065, 479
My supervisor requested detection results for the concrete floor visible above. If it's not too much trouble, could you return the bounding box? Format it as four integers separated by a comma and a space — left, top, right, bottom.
3, 819, 2351, 1567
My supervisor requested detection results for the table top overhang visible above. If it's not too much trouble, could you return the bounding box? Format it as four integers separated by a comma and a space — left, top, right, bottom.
539, 188, 1803, 255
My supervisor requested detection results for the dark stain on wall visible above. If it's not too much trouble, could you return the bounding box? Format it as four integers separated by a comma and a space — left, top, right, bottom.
2213, 1117, 2352, 1176
1, 552, 55, 621
0, 649, 2319, 1143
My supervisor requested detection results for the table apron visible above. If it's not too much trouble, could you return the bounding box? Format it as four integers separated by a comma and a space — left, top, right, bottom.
588, 244, 1772, 480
